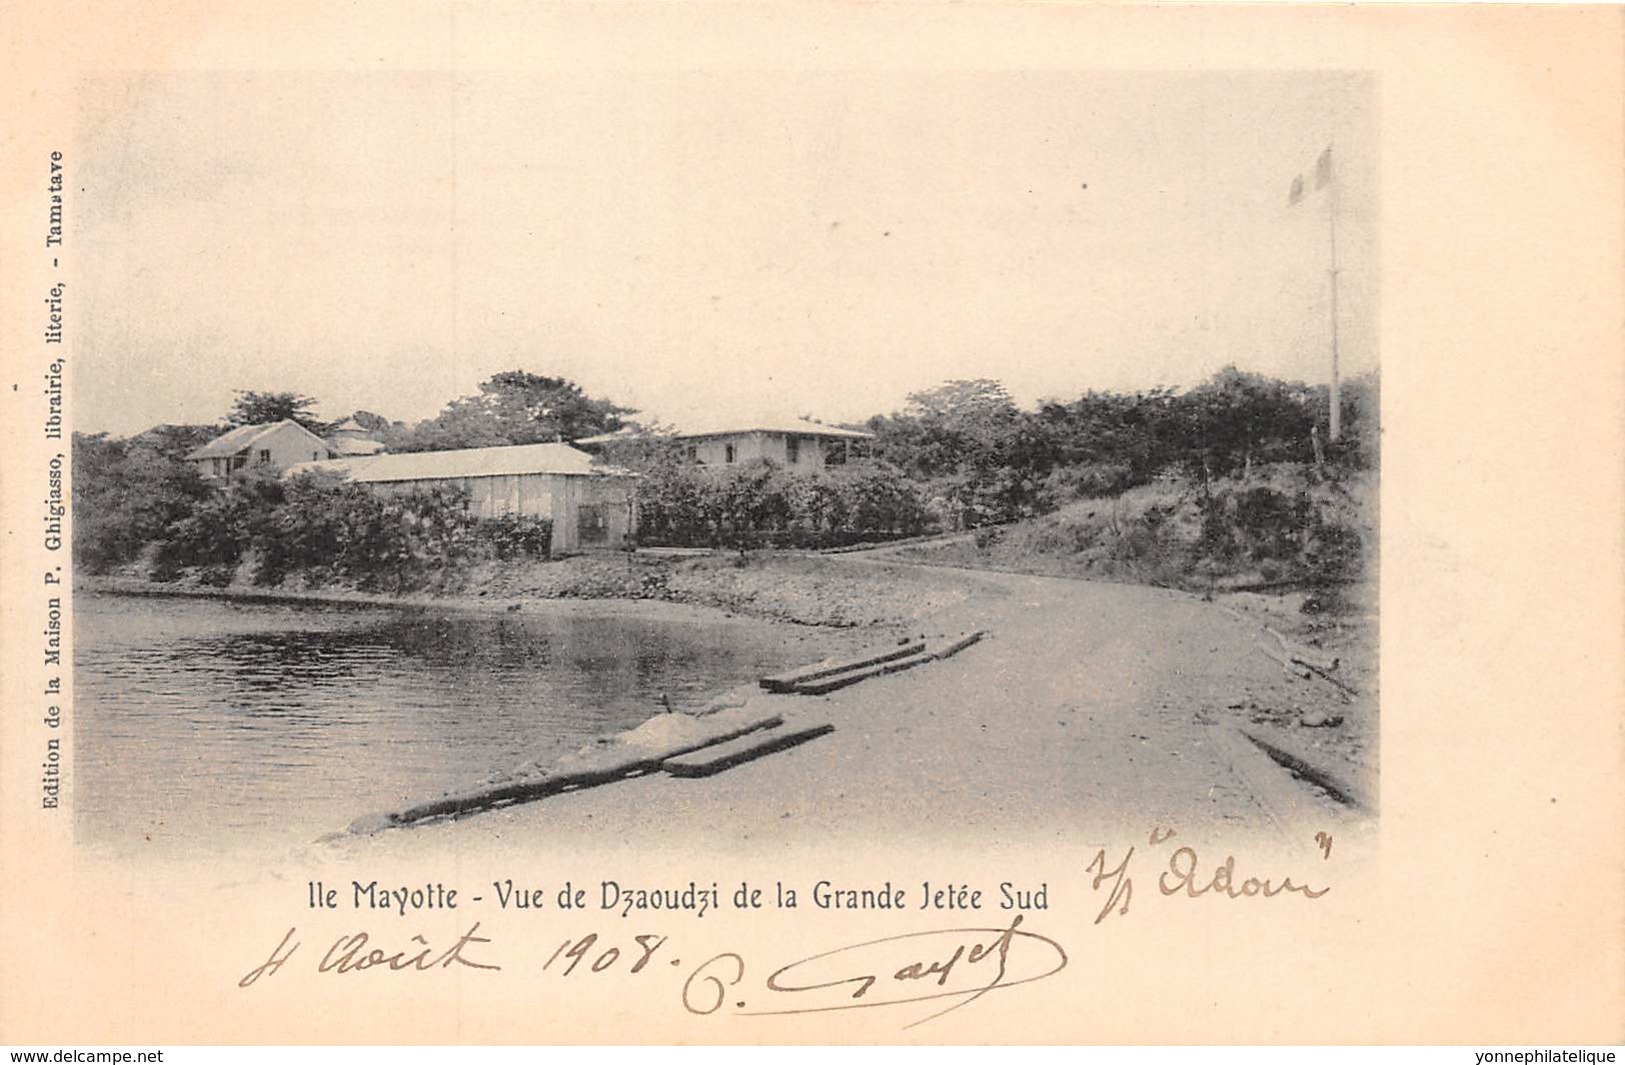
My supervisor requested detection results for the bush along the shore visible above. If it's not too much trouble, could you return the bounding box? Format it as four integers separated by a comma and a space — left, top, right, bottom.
634, 459, 931, 549
73, 430, 217, 574
114, 469, 553, 593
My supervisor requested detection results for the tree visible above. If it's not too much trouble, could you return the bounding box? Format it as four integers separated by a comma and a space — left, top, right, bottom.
345, 410, 396, 432
589, 421, 685, 471
395, 371, 633, 452
1331, 369, 1379, 470
72, 431, 214, 571
131, 422, 228, 458
632, 458, 926, 548
1175, 366, 1318, 481
869, 379, 1038, 526
227, 391, 328, 433
1034, 386, 1181, 486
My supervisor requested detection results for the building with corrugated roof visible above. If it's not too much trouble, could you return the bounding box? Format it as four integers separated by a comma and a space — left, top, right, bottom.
575, 416, 872, 471
185, 420, 336, 480
286, 441, 637, 554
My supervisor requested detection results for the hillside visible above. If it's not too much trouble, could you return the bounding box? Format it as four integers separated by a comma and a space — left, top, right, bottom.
892, 464, 1373, 594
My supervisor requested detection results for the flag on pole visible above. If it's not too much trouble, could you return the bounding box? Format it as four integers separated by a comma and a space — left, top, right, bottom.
1314, 145, 1334, 189
1288, 145, 1334, 206
1285, 142, 1343, 443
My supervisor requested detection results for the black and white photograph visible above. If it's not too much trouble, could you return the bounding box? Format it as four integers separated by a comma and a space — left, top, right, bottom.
67, 69, 1377, 856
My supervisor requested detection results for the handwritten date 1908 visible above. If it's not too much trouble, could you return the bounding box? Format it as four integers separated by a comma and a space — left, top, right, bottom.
539, 917, 1065, 1029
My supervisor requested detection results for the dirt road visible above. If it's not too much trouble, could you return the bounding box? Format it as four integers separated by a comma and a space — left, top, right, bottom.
343, 560, 1370, 858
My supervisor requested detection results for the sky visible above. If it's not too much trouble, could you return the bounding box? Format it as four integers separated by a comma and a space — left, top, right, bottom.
74, 69, 1375, 435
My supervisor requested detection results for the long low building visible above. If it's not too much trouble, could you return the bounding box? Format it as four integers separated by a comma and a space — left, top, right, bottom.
286, 441, 637, 554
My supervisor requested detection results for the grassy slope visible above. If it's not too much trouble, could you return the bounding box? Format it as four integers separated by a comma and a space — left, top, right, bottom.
894, 463, 1375, 595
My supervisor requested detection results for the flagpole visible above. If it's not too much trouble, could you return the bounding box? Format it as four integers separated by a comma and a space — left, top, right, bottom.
1327, 144, 1342, 444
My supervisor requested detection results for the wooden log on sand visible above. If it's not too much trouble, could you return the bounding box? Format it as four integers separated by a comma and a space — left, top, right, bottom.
663, 721, 836, 778
930, 630, 986, 660
759, 641, 926, 693
1259, 640, 1356, 701
1259, 641, 1313, 679
789, 631, 985, 695
791, 647, 933, 694
347, 754, 661, 834
347, 706, 784, 834
1239, 727, 1373, 811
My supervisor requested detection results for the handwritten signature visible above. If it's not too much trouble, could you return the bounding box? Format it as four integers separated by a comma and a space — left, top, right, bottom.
686, 915, 1067, 1029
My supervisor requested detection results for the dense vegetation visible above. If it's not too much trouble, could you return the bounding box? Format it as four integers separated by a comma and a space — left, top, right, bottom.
74, 448, 552, 591
899, 462, 1372, 595
632, 458, 930, 549
380, 371, 632, 453
74, 365, 1376, 593
865, 368, 1376, 528
860, 369, 1377, 592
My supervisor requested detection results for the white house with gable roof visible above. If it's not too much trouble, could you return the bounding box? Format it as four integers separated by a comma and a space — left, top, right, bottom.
185, 420, 336, 481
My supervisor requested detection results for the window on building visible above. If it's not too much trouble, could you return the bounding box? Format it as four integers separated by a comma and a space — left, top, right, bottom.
211, 458, 222, 475
684, 444, 699, 465
257, 449, 271, 465
724, 443, 736, 464
785, 435, 800, 464
232, 455, 246, 470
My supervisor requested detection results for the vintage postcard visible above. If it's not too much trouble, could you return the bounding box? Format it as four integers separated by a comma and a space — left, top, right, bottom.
1, 1, 1620, 1046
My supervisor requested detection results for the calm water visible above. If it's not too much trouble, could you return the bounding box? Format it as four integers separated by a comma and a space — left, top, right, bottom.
74, 592, 852, 853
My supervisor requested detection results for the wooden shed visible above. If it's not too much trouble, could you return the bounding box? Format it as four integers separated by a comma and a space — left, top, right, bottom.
286, 442, 637, 554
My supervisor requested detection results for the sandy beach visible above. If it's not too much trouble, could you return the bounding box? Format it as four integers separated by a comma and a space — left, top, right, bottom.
315, 554, 1375, 860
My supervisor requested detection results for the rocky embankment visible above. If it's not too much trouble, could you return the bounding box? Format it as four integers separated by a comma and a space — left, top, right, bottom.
450, 551, 980, 628
86, 550, 984, 631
